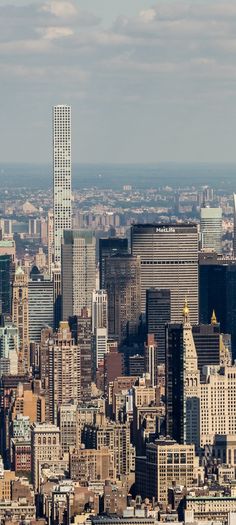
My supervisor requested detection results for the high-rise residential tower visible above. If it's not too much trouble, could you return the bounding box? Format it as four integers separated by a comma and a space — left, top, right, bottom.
53, 105, 72, 265
61, 230, 96, 320
200, 207, 222, 254
131, 224, 199, 324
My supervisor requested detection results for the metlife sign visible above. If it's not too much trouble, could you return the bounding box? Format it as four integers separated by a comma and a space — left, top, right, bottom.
155, 227, 176, 233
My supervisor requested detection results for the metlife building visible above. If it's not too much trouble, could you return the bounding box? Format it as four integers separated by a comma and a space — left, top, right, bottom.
131, 224, 199, 324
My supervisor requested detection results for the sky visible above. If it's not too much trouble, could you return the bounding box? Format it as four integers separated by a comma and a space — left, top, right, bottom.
1, 0, 236, 164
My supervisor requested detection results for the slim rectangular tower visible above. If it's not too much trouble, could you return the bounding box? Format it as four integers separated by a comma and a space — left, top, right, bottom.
53, 105, 72, 265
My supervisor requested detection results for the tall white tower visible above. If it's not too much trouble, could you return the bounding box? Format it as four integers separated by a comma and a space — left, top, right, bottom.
53, 105, 72, 265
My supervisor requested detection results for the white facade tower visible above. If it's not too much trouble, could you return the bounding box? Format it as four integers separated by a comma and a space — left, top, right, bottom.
53, 105, 72, 265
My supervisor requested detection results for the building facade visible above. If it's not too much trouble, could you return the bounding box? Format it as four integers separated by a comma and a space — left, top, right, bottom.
31, 423, 60, 491
53, 104, 72, 265
12, 267, 29, 372
146, 288, 171, 364
62, 230, 96, 320
28, 276, 54, 344
47, 322, 81, 424
99, 238, 128, 289
166, 302, 200, 448
104, 254, 141, 345
200, 207, 222, 254
131, 224, 199, 324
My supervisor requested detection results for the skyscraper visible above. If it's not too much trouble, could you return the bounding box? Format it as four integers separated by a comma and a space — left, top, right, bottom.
200, 207, 222, 254
0, 318, 18, 377
99, 238, 128, 289
47, 322, 81, 424
92, 290, 108, 370
146, 288, 171, 364
166, 301, 200, 448
144, 334, 158, 387
199, 253, 236, 357
12, 267, 29, 373
47, 211, 54, 277
62, 230, 96, 320
53, 105, 72, 265
0, 255, 12, 316
92, 290, 108, 333
131, 224, 199, 324
104, 254, 141, 345
76, 311, 92, 403
28, 269, 54, 344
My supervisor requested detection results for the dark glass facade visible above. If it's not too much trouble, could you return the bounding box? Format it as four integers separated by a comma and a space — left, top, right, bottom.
165, 323, 185, 444
192, 323, 221, 377
0, 255, 11, 316
146, 288, 171, 364
99, 238, 128, 289
199, 257, 236, 357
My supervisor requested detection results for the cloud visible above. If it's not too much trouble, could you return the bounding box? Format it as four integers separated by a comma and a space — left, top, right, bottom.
38, 26, 74, 40
40, 1, 77, 18
139, 9, 156, 23
1, 0, 236, 163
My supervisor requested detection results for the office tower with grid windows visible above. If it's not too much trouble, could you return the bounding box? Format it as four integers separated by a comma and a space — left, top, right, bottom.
62, 230, 96, 320
53, 105, 72, 265
131, 224, 199, 324
200, 207, 222, 254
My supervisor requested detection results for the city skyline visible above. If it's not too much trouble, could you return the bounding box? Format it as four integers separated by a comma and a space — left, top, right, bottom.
0, 0, 236, 164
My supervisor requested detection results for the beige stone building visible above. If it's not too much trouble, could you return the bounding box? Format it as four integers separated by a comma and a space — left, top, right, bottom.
41, 322, 81, 424
11, 383, 45, 424
200, 365, 236, 447
136, 437, 195, 505
31, 423, 61, 491
70, 447, 115, 483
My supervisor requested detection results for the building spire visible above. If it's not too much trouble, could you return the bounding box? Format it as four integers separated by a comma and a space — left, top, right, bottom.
183, 297, 190, 324
211, 309, 217, 325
